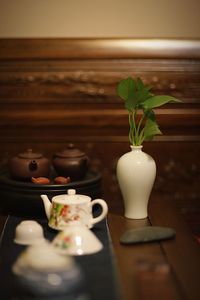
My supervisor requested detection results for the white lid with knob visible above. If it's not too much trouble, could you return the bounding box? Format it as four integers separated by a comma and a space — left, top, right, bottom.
52, 189, 91, 204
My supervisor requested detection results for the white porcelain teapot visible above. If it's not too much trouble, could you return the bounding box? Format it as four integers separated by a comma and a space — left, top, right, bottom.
41, 189, 108, 230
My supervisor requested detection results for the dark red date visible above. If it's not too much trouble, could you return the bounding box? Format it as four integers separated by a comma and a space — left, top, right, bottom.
54, 176, 71, 184
31, 177, 50, 184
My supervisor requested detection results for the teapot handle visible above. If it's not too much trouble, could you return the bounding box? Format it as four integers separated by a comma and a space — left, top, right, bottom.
29, 160, 38, 171
90, 199, 108, 226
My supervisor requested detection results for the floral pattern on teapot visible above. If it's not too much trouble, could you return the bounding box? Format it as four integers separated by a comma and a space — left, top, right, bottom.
48, 203, 88, 230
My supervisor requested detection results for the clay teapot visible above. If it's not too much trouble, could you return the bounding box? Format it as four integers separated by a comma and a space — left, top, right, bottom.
9, 149, 51, 181
52, 144, 89, 181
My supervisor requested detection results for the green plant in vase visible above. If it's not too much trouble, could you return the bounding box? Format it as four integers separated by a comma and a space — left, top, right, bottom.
117, 77, 181, 145
116, 76, 181, 219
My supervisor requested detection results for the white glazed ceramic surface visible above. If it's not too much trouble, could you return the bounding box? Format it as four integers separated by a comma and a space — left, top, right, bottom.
12, 241, 84, 298
53, 189, 90, 203
117, 146, 156, 219
13, 241, 74, 273
41, 189, 108, 230
52, 222, 103, 255
14, 220, 45, 245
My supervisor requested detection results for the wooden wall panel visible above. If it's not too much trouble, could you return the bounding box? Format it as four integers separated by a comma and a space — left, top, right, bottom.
0, 38, 200, 233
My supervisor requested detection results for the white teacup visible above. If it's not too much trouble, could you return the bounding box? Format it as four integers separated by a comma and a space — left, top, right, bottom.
41, 189, 108, 230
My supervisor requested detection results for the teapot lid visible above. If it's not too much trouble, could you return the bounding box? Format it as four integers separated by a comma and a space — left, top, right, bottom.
65, 189, 82, 201
18, 149, 42, 159
55, 144, 86, 158
66, 189, 90, 202
52, 189, 90, 203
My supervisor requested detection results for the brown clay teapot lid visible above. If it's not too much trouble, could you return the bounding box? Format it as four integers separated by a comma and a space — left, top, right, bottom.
18, 149, 43, 159
55, 144, 86, 158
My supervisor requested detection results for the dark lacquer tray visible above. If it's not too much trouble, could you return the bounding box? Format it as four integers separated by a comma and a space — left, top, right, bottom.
0, 169, 102, 217
0, 216, 120, 300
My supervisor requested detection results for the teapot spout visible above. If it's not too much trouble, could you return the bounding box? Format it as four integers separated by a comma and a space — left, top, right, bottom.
40, 194, 52, 220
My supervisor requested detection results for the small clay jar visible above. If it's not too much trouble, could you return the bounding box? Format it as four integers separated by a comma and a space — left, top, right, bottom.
52, 144, 89, 181
9, 149, 51, 181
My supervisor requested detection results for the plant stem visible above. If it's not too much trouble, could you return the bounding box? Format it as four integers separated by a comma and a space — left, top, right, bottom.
136, 113, 145, 144
128, 113, 134, 144
129, 110, 141, 145
133, 109, 138, 144
138, 127, 145, 145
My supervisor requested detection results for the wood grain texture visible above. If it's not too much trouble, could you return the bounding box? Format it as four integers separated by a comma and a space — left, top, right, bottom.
0, 38, 200, 234
107, 191, 200, 300
108, 211, 182, 300
0, 39, 200, 59
149, 194, 200, 300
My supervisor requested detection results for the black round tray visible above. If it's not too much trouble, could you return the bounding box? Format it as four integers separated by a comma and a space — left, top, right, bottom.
0, 169, 102, 217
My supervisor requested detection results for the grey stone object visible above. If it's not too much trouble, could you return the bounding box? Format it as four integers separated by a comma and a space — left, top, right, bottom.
120, 226, 176, 244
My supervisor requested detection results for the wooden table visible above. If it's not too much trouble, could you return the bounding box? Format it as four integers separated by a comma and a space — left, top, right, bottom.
108, 193, 200, 300
0, 193, 200, 300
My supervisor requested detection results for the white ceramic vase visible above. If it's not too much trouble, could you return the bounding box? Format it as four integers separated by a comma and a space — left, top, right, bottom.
116, 145, 156, 219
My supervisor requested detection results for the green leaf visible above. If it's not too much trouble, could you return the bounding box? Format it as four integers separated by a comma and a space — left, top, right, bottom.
143, 95, 181, 110
117, 77, 135, 101
117, 77, 137, 111
143, 119, 162, 141
144, 109, 156, 121
136, 77, 153, 103
117, 76, 182, 144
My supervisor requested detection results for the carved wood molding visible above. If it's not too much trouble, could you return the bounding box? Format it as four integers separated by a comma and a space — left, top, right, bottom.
0, 38, 199, 143
1, 38, 200, 59
0, 64, 200, 104
0, 39, 200, 105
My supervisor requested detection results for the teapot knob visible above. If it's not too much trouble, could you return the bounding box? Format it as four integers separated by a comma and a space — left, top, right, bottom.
67, 189, 76, 195
29, 160, 38, 171
67, 143, 74, 149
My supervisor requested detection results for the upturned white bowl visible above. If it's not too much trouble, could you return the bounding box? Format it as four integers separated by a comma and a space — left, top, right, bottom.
14, 220, 45, 245
52, 222, 103, 255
